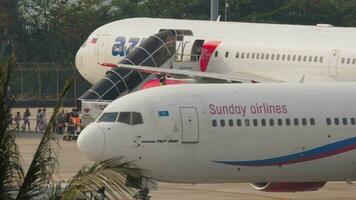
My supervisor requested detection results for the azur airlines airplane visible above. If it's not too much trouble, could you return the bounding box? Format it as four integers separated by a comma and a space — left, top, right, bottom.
77, 18, 356, 126
78, 82, 356, 196
76, 17, 356, 85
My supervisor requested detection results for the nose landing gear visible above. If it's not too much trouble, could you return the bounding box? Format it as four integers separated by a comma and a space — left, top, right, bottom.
127, 176, 155, 200
133, 188, 151, 200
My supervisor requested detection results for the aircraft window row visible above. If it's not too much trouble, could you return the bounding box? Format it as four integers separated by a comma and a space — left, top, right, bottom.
98, 112, 143, 125
215, 50, 324, 63
341, 57, 356, 65
211, 118, 315, 128
326, 117, 356, 126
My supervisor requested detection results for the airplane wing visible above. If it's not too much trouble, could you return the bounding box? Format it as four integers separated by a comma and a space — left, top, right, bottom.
101, 63, 283, 83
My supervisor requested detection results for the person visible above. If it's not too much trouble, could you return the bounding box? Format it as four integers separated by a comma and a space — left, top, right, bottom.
35, 109, 42, 132
57, 110, 65, 135
23, 108, 31, 133
159, 75, 166, 86
41, 108, 47, 130
14, 112, 21, 133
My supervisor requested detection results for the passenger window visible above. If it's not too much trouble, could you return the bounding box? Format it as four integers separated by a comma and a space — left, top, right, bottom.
98, 112, 118, 122
286, 118, 291, 126
214, 51, 218, 57
225, 51, 229, 58
287, 55, 291, 61
298, 55, 302, 62
292, 55, 296, 61
253, 119, 258, 126
266, 54, 269, 60
310, 118, 315, 125
302, 118, 307, 126
294, 118, 299, 126
261, 53, 265, 60
341, 58, 345, 64
269, 118, 274, 126
247, 52, 250, 59
220, 119, 225, 127
303, 56, 307, 62
308, 56, 313, 62
245, 119, 250, 127
241, 52, 245, 59
251, 53, 255, 59
271, 54, 275, 60
236, 52, 239, 58
229, 119, 234, 127
212, 119, 217, 127
118, 112, 131, 125
334, 118, 339, 125
314, 56, 318, 63
326, 118, 331, 125
261, 119, 266, 126
352, 118, 356, 125
256, 53, 260, 59
276, 54, 280, 60
319, 56, 323, 63
347, 58, 351, 64
132, 112, 143, 125
237, 119, 242, 126
353, 58, 356, 65
282, 54, 285, 61
343, 117, 347, 125
277, 118, 282, 126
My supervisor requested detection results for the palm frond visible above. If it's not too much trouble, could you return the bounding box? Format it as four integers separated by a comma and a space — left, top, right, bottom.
0, 43, 24, 199
62, 157, 142, 200
16, 78, 73, 200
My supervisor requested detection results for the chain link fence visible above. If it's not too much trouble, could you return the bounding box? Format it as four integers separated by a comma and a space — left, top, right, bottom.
10, 63, 91, 107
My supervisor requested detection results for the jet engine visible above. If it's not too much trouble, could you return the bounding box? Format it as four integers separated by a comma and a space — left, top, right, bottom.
251, 182, 326, 192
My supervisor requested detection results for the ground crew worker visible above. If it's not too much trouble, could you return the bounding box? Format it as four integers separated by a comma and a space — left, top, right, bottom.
159, 75, 166, 86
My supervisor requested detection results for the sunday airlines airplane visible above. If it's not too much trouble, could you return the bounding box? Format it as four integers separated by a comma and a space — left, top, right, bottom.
78, 82, 356, 196
76, 17, 356, 85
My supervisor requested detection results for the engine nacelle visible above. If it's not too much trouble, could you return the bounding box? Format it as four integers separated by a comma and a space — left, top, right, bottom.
251, 182, 326, 192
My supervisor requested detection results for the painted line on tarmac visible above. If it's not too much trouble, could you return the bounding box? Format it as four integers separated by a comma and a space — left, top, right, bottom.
163, 186, 289, 200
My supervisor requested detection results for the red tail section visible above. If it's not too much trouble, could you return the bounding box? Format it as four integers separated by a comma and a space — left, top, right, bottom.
199, 41, 221, 72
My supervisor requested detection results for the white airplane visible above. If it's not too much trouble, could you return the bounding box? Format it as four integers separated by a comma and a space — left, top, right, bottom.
76, 17, 356, 85
78, 82, 356, 195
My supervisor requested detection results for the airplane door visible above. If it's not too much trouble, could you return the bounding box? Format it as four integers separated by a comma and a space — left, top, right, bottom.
180, 107, 199, 143
97, 35, 110, 64
328, 49, 340, 77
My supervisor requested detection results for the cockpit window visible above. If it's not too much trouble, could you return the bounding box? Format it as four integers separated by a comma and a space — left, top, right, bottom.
117, 112, 144, 125
132, 112, 143, 125
98, 112, 118, 122
118, 112, 131, 125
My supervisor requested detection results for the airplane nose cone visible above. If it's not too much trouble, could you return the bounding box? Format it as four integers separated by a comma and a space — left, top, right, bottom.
77, 123, 105, 161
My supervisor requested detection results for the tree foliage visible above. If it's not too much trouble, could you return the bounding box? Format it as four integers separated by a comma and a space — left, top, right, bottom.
3, 0, 356, 64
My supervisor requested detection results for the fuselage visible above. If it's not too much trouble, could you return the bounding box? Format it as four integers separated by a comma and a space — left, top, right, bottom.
78, 83, 356, 184
76, 18, 356, 84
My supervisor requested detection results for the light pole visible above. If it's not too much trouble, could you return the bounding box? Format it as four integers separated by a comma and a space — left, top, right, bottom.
211, 0, 219, 21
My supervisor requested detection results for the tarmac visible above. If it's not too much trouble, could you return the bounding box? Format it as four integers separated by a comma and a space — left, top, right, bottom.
16, 132, 356, 200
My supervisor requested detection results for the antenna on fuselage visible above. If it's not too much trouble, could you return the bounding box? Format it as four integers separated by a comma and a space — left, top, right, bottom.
299, 75, 306, 83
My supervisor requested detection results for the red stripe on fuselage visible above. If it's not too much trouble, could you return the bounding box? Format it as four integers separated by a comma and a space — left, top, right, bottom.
199, 41, 221, 72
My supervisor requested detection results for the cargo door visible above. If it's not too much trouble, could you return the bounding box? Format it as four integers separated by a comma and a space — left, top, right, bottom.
180, 107, 199, 143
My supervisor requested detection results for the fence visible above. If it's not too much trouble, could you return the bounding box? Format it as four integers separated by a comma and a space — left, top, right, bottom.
10, 62, 91, 107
